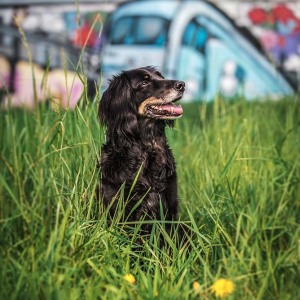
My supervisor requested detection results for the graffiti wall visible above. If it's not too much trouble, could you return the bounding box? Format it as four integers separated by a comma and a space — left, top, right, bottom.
0, 3, 112, 109
1, 1, 299, 108
101, 0, 296, 101
0, 4, 111, 51
0, 57, 84, 110
218, 1, 300, 81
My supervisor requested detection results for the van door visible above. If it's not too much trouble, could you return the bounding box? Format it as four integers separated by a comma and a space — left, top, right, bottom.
177, 19, 208, 101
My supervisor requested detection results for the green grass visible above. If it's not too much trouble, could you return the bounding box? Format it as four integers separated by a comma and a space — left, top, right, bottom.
0, 97, 299, 299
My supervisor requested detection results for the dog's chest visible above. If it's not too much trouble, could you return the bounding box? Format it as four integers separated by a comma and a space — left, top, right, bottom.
143, 146, 175, 190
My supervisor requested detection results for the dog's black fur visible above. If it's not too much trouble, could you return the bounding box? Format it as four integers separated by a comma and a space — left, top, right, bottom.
98, 66, 185, 235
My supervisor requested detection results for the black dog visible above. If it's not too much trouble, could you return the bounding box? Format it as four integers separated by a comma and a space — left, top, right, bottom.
98, 66, 185, 235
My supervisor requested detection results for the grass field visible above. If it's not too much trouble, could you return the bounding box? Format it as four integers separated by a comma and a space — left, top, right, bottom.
0, 97, 299, 299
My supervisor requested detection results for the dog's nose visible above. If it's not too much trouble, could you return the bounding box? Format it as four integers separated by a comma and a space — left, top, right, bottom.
174, 81, 185, 91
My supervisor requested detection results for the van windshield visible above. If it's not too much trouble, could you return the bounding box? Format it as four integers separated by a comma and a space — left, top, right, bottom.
111, 16, 169, 46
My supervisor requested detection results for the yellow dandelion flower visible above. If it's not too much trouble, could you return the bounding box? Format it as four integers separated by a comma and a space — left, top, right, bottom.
192, 281, 201, 292
123, 273, 136, 284
210, 278, 234, 298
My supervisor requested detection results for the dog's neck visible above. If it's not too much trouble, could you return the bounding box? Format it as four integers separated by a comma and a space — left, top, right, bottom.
105, 118, 173, 150
138, 118, 168, 149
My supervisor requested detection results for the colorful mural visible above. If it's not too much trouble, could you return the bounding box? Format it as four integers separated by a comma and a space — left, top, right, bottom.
101, 0, 295, 101
0, 3, 111, 109
0, 6, 106, 50
218, 1, 300, 81
0, 57, 84, 109
247, 4, 300, 73
0, 1, 299, 107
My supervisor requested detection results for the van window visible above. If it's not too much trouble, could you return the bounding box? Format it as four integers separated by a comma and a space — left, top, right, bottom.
111, 16, 169, 46
182, 19, 208, 52
182, 21, 197, 46
111, 17, 133, 44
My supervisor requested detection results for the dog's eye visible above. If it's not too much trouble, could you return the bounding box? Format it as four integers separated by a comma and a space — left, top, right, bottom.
141, 80, 149, 86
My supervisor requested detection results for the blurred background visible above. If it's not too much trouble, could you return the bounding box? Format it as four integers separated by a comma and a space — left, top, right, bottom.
0, 0, 299, 108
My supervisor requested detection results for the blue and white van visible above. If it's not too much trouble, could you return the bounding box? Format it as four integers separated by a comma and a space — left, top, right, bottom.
101, 0, 294, 101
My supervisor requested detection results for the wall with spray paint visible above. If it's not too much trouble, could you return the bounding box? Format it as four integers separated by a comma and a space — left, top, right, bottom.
0, 1, 299, 108
0, 3, 111, 109
101, 0, 296, 101
218, 1, 300, 84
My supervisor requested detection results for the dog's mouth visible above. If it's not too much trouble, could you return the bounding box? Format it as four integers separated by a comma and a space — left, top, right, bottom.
147, 103, 183, 117
138, 96, 183, 120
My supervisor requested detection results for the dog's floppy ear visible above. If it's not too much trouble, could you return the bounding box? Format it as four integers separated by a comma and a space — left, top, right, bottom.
99, 72, 138, 146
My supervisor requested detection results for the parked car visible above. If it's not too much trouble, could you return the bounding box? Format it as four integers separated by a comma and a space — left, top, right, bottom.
100, 0, 295, 101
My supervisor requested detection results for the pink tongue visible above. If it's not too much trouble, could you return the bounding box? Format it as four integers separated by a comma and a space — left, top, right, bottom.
161, 104, 183, 115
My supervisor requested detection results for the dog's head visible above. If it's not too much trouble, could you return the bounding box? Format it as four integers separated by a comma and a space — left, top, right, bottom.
99, 67, 185, 144
126, 67, 184, 120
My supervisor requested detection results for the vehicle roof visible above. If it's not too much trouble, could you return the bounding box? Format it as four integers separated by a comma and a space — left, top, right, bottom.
112, 0, 180, 21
